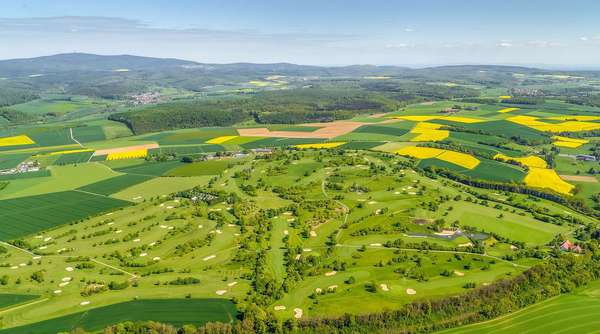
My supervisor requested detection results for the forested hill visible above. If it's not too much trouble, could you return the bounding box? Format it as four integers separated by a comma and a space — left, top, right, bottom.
0, 53, 198, 76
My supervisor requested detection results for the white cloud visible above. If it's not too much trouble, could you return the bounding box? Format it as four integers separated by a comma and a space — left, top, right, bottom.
404, 28, 414, 33
497, 42, 513, 48
580, 36, 589, 41
385, 43, 409, 49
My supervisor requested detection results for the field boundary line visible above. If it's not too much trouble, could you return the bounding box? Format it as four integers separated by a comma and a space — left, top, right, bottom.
0, 241, 36, 256
321, 178, 349, 242
0, 298, 49, 315
90, 258, 137, 278
70, 128, 84, 148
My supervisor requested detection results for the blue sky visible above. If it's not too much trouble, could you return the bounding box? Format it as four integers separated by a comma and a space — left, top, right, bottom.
2, 0, 600, 67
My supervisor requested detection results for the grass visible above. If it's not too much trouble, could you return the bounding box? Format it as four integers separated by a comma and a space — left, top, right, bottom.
71, 126, 106, 143
440, 281, 600, 334
77, 174, 155, 196
0, 299, 237, 334
165, 160, 231, 176
111, 176, 213, 201
114, 160, 184, 176
0, 164, 118, 200
0, 294, 39, 309
52, 151, 94, 165
0, 190, 130, 240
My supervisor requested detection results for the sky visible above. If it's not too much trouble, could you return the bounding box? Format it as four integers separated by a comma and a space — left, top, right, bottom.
1, 0, 600, 67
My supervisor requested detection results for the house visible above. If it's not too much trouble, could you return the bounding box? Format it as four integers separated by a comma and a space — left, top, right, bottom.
560, 240, 583, 253
560, 240, 573, 251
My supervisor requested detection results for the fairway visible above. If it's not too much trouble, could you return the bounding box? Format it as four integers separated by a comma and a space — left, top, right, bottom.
0, 299, 237, 334
0, 191, 130, 240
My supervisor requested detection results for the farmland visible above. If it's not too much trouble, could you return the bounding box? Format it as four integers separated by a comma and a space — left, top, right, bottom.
0, 57, 600, 333
441, 281, 600, 334
0, 190, 130, 240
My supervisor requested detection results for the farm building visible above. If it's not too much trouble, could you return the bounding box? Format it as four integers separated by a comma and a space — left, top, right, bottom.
576, 154, 597, 162
560, 240, 583, 253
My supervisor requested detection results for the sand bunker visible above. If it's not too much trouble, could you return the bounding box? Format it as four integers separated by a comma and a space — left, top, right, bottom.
309, 231, 317, 237
380, 284, 390, 291
228, 281, 238, 287
80, 301, 90, 306
153, 257, 161, 261
203, 255, 216, 261
406, 288, 416, 295
454, 271, 465, 276
65, 267, 74, 272
274, 305, 286, 311
325, 271, 337, 277
215, 290, 227, 295
293, 308, 303, 319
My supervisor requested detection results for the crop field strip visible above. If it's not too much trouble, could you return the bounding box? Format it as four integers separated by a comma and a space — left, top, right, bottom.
76, 173, 155, 196
0, 299, 237, 334
0, 191, 131, 240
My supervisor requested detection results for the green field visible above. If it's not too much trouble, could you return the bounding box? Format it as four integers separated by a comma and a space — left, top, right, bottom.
52, 151, 94, 165
0, 191, 130, 240
77, 173, 155, 196
113, 160, 184, 176
0, 294, 39, 309
440, 281, 600, 334
0, 299, 237, 334
165, 160, 232, 176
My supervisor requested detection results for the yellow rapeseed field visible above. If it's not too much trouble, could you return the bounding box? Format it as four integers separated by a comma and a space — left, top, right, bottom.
410, 122, 449, 141
106, 149, 148, 161
0, 134, 35, 147
49, 149, 93, 156
551, 136, 589, 148
493, 153, 547, 169
206, 136, 239, 144
499, 95, 512, 99
294, 142, 346, 149
524, 168, 574, 195
546, 115, 600, 121
396, 146, 479, 169
395, 146, 445, 159
437, 151, 480, 169
498, 107, 520, 113
507, 115, 600, 132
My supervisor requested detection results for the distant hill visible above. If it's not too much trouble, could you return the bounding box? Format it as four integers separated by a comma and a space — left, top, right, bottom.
0, 53, 198, 76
